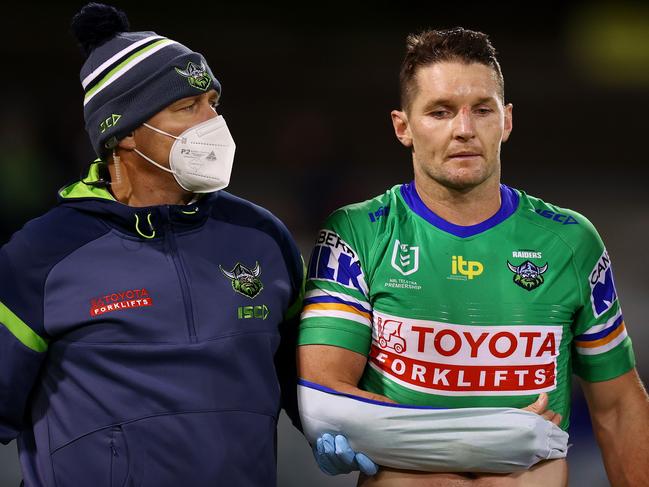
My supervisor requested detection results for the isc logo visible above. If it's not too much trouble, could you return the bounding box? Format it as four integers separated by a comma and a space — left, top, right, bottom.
535, 209, 578, 225
99, 113, 121, 133
368, 206, 390, 223
451, 256, 484, 280
238, 305, 269, 320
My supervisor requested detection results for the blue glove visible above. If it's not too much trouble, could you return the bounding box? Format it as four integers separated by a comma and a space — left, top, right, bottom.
313, 433, 379, 476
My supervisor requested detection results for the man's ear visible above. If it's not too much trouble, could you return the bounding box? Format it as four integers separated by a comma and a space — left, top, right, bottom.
391, 110, 413, 148
117, 132, 136, 150
502, 103, 513, 143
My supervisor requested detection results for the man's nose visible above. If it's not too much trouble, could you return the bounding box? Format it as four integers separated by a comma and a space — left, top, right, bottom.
452, 107, 475, 140
198, 99, 218, 123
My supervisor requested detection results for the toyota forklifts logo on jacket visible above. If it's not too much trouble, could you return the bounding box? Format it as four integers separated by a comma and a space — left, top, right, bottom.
90, 288, 153, 316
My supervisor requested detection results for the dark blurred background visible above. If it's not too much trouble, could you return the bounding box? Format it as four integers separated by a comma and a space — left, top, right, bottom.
1, 1, 647, 485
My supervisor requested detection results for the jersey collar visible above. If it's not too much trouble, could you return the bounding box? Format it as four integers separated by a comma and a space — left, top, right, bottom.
399, 181, 519, 238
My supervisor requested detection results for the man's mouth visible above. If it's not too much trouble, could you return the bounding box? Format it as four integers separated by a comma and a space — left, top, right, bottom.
448, 151, 482, 159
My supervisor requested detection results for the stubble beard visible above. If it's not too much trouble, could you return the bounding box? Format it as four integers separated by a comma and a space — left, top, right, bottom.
416, 156, 499, 193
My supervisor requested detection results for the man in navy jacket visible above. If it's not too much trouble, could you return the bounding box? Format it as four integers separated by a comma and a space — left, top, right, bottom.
0, 4, 303, 486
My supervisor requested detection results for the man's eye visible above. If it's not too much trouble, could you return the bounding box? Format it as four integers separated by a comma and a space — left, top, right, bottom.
430, 110, 450, 118
475, 108, 492, 115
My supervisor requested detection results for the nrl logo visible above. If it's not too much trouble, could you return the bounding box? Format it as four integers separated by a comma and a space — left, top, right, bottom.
220, 262, 264, 299
391, 239, 419, 276
507, 260, 548, 291
175, 61, 212, 91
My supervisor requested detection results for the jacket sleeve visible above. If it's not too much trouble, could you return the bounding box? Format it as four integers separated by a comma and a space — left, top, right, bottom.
275, 232, 306, 432
0, 235, 49, 444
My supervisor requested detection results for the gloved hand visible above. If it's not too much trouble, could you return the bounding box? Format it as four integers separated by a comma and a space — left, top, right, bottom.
313, 433, 379, 476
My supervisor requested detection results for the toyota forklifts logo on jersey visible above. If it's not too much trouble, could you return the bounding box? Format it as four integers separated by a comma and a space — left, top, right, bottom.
377, 317, 407, 354
90, 288, 153, 316
369, 311, 563, 396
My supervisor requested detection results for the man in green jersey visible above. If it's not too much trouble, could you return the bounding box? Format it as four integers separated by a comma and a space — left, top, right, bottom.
297, 28, 649, 486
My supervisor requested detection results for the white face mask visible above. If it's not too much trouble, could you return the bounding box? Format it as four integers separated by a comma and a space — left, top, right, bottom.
134, 115, 236, 193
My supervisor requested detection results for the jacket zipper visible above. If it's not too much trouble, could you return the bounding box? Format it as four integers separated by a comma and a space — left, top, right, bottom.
163, 215, 197, 342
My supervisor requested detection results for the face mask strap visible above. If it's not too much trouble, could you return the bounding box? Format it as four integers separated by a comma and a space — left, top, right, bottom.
142, 122, 179, 140
133, 148, 176, 174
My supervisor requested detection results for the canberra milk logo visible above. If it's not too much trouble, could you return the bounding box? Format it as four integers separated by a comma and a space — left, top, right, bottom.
90, 288, 152, 317
220, 262, 264, 299
391, 240, 419, 276
589, 250, 618, 317
175, 61, 212, 91
307, 230, 368, 295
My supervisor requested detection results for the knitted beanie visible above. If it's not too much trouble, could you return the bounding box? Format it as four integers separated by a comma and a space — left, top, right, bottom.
71, 3, 221, 156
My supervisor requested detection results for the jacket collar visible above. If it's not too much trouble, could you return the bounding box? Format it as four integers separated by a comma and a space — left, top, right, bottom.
57, 160, 216, 239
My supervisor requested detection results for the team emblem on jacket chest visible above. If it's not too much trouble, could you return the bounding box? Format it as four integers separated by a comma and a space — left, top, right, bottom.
220, 262, 264, 298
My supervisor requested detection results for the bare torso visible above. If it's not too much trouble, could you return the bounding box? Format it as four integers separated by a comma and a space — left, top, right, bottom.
358, 459, 567, 487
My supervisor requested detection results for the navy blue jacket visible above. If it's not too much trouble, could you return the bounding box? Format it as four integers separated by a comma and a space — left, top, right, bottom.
0, 162, 304, 487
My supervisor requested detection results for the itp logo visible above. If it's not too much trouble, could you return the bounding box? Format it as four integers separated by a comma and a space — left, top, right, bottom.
451, 256, 484, 280
391, 240, 419, 276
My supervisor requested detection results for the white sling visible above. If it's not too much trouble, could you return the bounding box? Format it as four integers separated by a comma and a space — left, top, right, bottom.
298, 380, 569, 473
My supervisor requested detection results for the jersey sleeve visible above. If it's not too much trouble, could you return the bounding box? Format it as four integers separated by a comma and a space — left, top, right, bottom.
0, 231, 50, 444
298, 209, 373, 356
571, 219, 635, 382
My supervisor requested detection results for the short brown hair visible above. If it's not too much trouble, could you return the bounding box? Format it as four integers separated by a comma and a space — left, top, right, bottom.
399, 27, 504, 110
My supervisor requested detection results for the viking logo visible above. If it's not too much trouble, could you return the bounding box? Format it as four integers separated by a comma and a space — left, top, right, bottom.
507, 260, 548, 291
220, 262, 264, 299
175, 61, 212, 91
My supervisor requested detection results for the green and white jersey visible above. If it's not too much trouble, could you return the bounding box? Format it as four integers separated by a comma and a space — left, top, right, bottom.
298, 183, 635, 429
